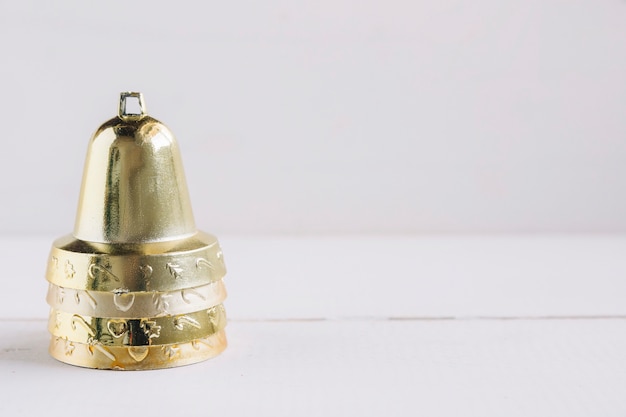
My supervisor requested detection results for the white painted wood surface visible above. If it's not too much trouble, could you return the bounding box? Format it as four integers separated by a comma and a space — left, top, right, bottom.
0, 235, 625, 415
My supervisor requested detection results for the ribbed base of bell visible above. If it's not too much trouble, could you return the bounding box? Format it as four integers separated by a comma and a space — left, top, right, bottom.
48, 330, 227, 370
47, 232, 226, 293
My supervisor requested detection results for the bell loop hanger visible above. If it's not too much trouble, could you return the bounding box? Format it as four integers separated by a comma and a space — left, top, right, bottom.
118, 91, 147, 120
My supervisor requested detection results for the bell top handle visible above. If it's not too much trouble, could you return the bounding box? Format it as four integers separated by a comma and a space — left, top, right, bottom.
118, 92, 147, 119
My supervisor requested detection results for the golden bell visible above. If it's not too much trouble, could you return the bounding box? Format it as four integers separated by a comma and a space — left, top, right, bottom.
45, 92, 228, 370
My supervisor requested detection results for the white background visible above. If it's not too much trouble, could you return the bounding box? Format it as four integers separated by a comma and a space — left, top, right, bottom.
1, 0, 625, 235
1, 3, 626, 416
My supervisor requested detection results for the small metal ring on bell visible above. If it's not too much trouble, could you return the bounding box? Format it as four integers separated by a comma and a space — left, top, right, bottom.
45, 92, 228, 370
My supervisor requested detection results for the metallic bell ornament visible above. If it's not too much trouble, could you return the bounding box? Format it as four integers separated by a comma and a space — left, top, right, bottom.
45, 92, 228, 370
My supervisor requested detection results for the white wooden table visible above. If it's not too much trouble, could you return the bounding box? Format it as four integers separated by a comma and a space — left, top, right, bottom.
1, 235, 625, 416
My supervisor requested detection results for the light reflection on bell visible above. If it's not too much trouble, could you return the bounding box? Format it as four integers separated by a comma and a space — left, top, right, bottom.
45, 92, 228, 370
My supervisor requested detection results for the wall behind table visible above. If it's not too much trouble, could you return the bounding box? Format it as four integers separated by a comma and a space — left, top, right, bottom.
1, 0, 624, 235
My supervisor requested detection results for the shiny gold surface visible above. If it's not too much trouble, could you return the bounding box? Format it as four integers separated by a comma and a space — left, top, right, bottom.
46, 280, 227, 318
74, 92, 195, 243
46, 92, 228, 370
46, 233, 226, 292
49, 330, 227, 370
49, 305, 227, 346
